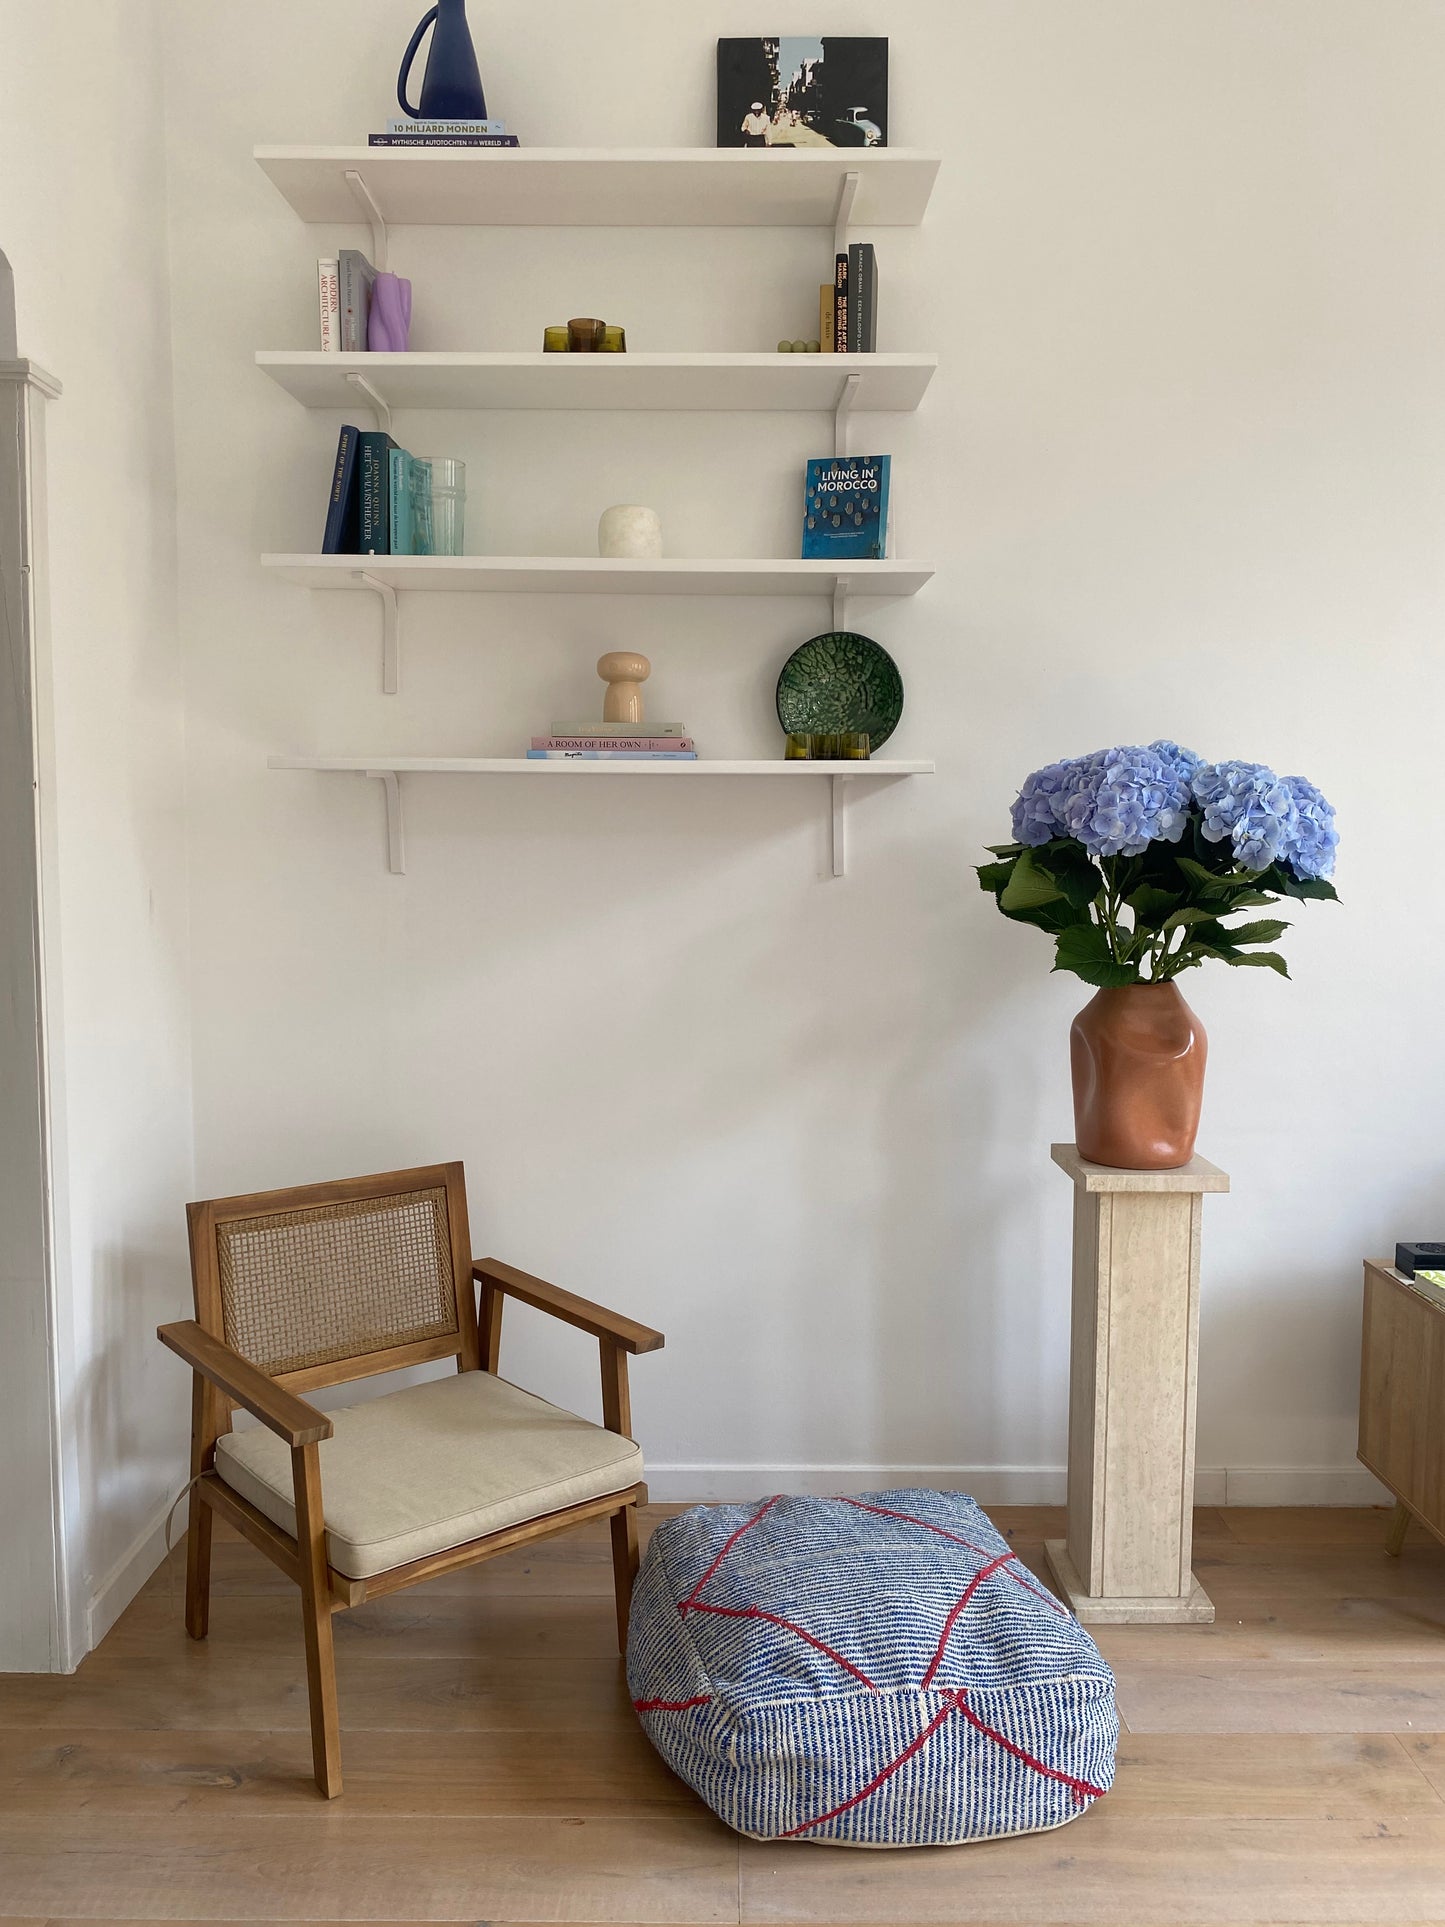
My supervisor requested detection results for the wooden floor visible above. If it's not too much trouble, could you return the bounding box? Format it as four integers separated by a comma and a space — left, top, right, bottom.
2, 1505, 1445, 1925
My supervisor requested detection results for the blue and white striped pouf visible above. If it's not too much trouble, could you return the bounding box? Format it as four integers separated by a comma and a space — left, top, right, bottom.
628, 1490, 1117, 1846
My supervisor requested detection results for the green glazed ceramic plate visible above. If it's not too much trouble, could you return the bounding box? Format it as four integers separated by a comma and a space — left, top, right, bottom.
775, 631, 904, 750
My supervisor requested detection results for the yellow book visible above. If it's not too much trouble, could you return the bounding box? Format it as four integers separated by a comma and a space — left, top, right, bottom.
820, 283, 835, 353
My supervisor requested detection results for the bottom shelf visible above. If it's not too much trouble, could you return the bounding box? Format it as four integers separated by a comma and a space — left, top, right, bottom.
268, 754, 935, 878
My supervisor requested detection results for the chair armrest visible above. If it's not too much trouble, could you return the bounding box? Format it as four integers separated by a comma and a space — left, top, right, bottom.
472, 1258, 665, 1355
157, 1319, 334, 1446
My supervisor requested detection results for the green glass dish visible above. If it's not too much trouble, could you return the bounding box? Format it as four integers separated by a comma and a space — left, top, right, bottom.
775, 631, 903, 751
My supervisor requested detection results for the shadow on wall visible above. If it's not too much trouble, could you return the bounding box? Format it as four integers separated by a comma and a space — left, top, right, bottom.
0, 252, 15, 355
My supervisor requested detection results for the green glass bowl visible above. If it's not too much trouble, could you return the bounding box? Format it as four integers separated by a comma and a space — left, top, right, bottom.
775, 631, 904, 751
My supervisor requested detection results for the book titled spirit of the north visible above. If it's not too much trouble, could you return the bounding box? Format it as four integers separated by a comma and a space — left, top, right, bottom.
802, 455, 890, 560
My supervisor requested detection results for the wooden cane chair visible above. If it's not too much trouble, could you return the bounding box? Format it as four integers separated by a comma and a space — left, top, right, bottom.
157, 1163, 663, 1798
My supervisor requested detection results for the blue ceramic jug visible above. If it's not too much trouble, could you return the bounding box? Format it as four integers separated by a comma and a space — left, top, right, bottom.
397, 0, 488, 120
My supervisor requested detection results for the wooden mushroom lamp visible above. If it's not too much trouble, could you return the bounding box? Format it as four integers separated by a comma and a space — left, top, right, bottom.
597, 651, 650, 726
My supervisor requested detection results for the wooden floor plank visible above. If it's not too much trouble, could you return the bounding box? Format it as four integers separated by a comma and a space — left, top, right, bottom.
738, 1811, 1445, 1923
1400, 1734, 1445, 1797
1113, 1660, 1445, 1734
1107, 1732, 1443, 1816
0, 1725, 692, 1816
0, 1652, 640, 1734
1190, 1541, 1445, 1596
111, 1587, 629, 1662
0, 1813, 741, 1923
1094, 1590, 1445, 1665
1219, 1507, 1400, 1546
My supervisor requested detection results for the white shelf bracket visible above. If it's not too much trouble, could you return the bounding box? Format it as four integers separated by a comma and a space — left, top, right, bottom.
833, 576, 851, 633
346, 371, 392, 435
829, 775, 850, 879
344, 169, 389, 271
834, 371, 862, 459
832, 169, 860, 262
354, 571, 400, 693
364, 768, 405, 874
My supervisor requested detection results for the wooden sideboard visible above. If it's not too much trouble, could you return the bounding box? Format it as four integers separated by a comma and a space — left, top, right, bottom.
1358, 1259, 1445, 1551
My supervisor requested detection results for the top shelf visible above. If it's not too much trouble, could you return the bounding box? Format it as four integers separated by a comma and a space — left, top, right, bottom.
255, 146, 942, 230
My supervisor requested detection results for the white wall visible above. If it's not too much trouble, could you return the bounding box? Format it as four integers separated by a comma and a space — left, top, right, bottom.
158, 2, 1445, 1509
0, 0, 195, 1658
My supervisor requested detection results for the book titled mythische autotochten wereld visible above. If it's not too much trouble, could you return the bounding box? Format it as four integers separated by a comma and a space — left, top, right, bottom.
802, 455, 890, 561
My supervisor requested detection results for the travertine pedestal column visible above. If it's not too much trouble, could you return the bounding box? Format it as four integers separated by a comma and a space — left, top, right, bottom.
1044, 1143, 1229, 1625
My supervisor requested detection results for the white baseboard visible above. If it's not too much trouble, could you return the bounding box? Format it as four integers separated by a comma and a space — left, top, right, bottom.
645, 1464, 1394, 1508
86, 1494, 179, 1653
1218, 1465, 1392, 1507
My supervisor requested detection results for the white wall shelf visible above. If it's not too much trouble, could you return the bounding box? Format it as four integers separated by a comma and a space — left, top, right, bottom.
257, 351, 937, 416
255, 147, 940, 231
263, 554, 932, 596
269, 755, 934, 879
264, 555, 934, 693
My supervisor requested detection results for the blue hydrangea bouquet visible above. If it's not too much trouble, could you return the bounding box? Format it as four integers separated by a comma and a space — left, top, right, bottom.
978, 742, 1338, 987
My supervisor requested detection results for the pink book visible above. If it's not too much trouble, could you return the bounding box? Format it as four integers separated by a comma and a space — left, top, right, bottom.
532, 735, 696, 752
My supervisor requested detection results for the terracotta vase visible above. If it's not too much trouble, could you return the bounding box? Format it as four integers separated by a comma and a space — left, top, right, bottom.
1070, 982, 1206, 1170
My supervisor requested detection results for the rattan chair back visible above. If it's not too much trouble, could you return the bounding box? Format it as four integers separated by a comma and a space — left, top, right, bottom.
187, 1163, 478, 1390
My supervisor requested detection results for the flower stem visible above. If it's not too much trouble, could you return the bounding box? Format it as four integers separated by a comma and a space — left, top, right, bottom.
1099, 859, 1125, 965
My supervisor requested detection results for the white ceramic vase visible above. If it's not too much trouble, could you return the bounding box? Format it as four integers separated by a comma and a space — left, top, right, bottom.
598, 504, 662, 559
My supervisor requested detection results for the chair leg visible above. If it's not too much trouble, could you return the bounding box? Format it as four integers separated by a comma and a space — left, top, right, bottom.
609, 1503, 639, 1656
293, 1443, 343, 1798
1386, 1499, 1411, 1557
185, 1369, 219, 1640
298, 1582, 342, 1798
184, 1487, 213, 1640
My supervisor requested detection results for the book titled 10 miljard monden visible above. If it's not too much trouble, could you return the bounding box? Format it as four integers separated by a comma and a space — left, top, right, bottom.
802, 455, 891, 561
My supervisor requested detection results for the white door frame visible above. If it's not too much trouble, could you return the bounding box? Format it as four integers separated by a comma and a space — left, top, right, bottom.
0, 248, 74, 1672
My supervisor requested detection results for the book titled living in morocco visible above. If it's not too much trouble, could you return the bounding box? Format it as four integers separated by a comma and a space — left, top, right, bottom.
802, 455, 891, 561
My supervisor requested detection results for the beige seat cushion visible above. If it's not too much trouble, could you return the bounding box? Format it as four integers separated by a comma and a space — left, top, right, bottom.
214, 1369, 644, 1579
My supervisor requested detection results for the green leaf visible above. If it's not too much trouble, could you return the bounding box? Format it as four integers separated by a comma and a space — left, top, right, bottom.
1176, 918, 1231, 947
1126, 885, 1182, 925
1161, 905, 1217, 932
1005, 899, 1093, 935
1173, 857, 1275, 900
999, 849, 1064, 914
1180, 943, 1238, 963
975, 860, 1016, 894
1174, 858, 1243, 901
1032, 839, 1104, 910
1277, 874, 1339, 901
985, 842, 1025, 858
1226, 950, 1291, 977
1220, 918, 1290, 946
1223, 891, 1280, 909
1051, 922, 1138, 987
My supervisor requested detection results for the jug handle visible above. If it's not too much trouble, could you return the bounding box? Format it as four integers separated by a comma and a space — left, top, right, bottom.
396, 5, 439, 119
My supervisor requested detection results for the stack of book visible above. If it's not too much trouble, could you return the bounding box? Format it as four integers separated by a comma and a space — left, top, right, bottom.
317, 249, 377, 353
526, 725, 697, 761
820, 243, 879, 353
368, 117, 519, 148
322, 426, 437, 556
